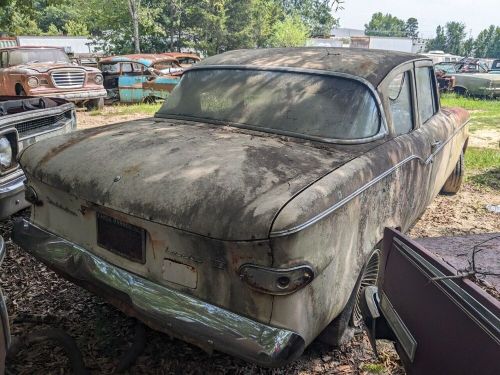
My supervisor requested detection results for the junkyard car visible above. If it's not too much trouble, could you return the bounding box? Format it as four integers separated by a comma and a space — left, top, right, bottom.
162, 52, 201, 68
447, 58, 500, 97
12, 48, 469, 367
490, 59, 500, 74
99, 54, 182, 103
0, 47, 107, 110
0, 96, 76, 218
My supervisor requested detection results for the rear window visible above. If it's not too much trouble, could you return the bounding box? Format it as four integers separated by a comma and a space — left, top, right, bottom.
157, 69, 381, 141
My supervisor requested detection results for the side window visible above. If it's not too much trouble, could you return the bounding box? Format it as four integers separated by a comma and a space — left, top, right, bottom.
0, 52, 7, 68
415, 67, 436, 124
388, 71, 413, 135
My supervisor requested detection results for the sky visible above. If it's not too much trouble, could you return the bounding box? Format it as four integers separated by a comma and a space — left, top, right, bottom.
335, 0, 499, 38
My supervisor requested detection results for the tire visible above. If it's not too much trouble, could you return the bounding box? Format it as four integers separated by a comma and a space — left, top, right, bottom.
440, 151, 464, 195
454, 87, 468, 97
85, 98, 104, 111
318, 249, 381, 346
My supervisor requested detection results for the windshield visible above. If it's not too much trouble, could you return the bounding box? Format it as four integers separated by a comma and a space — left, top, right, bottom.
9, 48, 70, 65
157, 69, 380, 141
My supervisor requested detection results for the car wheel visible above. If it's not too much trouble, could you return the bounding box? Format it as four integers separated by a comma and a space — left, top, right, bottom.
85, 98, 104, 111
440, 150, 464, 195
318, 249, 381, 346
454, 87, 468, 97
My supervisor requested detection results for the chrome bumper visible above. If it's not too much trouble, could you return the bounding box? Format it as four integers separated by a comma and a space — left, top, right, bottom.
0, 172, 29, 219
31, 89, 107, 101
12, 219, 305, 367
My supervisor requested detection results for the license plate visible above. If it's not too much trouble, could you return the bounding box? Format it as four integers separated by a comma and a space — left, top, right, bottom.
96, 212, 146, 263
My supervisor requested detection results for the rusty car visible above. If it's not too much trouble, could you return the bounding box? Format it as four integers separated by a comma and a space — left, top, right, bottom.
0, 46, 106, 110
360, 228, 499, 375
12, 48, 469, 367
0, 95, 76, 218
440, 58, 500, 97
99, 54, 182, 103
162, 52, 201, 68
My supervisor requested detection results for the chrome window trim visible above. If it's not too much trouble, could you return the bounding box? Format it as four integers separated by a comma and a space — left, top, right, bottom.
270, 118, 469, 237
156, 65, 389, 145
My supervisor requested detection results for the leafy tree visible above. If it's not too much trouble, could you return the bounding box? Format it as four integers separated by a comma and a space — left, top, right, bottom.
474, 25, 500, 58
269, 14, 308, 47
64, 20, 89, 36
404, 17, 418, 38
445, 21, 466, 55
45, 23, 61, 35
463, 37, 474, 56
365, 12, 406, 37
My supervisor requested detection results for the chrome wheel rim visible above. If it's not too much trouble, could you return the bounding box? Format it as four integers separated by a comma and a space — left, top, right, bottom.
352, 249, 380, 327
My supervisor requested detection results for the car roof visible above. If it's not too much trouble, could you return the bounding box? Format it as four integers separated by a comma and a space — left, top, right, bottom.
162, 52, 201, 60
0, 46, 64, 50
198, 47, 427, 87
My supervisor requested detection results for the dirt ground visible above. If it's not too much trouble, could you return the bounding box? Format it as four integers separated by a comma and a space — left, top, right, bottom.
2, 109, 499, 374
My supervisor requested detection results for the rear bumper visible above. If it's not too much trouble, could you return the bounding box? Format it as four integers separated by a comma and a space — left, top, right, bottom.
0, 172, 29, 219
12, 219, 305, 367
30, 89, 107, 102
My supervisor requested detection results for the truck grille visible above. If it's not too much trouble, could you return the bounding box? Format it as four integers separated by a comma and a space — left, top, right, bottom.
51, 70, 86, 88
14, 112, 69, 138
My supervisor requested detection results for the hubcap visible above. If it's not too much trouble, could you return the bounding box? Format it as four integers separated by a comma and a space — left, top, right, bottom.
352, 249, 380, 327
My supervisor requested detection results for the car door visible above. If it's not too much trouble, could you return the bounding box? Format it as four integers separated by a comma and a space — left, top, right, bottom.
118, 62, 147, 103
366, 228, 500, 375
413, 62, 464, 200
0, 51, 9, 95
380, 63, 436, 229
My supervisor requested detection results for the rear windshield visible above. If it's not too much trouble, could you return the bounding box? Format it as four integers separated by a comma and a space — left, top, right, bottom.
9, 48, 70, 65
157, 69, 380, 141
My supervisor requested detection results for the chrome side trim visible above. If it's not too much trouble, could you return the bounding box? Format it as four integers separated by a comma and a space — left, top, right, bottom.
379, 292, 417, 362
0, 236, 11, 350
394, 237, 500, 344
12, 219, 305, 367
270, 118, 469, 237
157, 65, 389, 145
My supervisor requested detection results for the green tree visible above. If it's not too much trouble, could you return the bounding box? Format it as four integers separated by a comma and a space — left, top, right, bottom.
463, 37, 474, 56
269, 14, 308, 47
426, 25, 448, 52
404, 17, 419, 38
45, 23, 61, 35
444, 21, 466, 55
365, 12, 406, 37
64, 20, 89, 36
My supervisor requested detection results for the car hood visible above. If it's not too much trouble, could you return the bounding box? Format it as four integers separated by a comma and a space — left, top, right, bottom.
20, 118, 365, 240
12, 63, 97, 73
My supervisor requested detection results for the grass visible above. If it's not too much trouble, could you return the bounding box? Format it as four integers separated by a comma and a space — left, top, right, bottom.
465, 147, 500, 190
89, 102, 162, 117
441, 93, 500, 132
360, 363, 386, 374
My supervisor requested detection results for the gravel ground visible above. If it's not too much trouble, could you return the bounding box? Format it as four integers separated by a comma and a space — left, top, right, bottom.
1, 110, 498, 374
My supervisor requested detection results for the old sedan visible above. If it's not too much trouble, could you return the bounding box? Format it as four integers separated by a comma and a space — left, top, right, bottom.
12, 48, 469, 367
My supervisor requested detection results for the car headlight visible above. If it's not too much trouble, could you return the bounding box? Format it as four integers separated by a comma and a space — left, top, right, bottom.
0, 137, 12, 170
94, 74, 103, 84
27, 76, 39, 88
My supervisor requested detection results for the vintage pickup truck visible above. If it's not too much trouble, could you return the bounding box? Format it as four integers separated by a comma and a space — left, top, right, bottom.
0, 96, 76, 218
0, 46, 107, 110
12, 48, 469, 367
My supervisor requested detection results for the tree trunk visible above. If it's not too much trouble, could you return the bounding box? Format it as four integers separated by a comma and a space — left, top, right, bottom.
127, 0, 141, 53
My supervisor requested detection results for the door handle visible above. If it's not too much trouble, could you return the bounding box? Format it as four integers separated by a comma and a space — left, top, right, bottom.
430, 140, 442, 152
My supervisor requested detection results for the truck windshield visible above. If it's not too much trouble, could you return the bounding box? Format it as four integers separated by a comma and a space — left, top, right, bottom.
9, 48, 70, 65
157, 69, 381, 141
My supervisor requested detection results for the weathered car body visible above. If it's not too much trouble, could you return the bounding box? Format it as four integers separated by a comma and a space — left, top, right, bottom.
361, 228, 499, 375
162, 52, 201, 68
0, 96, 76, 218
490, 59, 500, 74
12, 48, 469, 366
0, 47, 107, 110
99, 54, 182, 103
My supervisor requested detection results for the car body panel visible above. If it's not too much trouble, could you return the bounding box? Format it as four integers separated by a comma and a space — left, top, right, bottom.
376, 228, 500, 375
453, 72, 500, 97
13, 48, 470, 365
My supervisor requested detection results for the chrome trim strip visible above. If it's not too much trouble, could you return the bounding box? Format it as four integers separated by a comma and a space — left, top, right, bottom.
0, 236, 11, 350
12, 219, 305, 367
157, 65, 389, 145
393, 237, 500, 344
379, 292, 417, 362
270, 118, 469, 237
